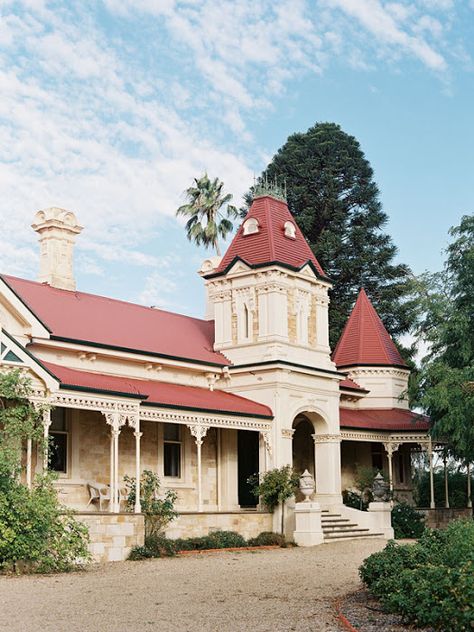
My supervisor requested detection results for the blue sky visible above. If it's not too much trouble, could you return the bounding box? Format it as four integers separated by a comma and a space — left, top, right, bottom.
1, 0, 473, 319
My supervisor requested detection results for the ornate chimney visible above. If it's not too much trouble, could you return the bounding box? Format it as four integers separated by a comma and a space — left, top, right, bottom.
31, 207, 83, 291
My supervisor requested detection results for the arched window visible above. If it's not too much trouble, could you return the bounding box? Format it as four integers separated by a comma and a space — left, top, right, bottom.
243, 217, 259, 235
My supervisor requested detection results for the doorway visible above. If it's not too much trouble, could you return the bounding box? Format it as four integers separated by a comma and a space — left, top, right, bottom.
237, 430, 259, 507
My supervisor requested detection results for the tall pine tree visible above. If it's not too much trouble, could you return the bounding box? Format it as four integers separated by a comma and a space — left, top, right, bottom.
255, 122, 415, 350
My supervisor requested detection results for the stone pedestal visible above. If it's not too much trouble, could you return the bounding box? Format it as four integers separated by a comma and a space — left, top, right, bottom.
293, 501, 324, 546
368, 502, 394, 539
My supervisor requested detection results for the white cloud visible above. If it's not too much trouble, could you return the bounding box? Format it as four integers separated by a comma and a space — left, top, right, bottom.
328, 0, 447, 70
0, 0, 468, 302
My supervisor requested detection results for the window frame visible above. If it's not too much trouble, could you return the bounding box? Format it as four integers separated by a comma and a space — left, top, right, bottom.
48, 408, 70, 477
163, 423, 183, 480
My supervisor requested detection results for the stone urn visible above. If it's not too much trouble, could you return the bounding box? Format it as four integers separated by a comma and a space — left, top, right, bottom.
372, 472, 389, 502
299, 469, 315, 502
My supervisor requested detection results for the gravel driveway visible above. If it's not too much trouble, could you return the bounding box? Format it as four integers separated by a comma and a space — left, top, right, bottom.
0, 539, 386, 632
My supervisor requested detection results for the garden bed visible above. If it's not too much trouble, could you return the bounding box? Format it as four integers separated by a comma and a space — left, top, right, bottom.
337, 590, 434, 632
177, 545, 280, 555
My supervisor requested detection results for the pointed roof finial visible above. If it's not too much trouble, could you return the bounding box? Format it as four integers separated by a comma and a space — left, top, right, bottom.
252, 175, 287, 202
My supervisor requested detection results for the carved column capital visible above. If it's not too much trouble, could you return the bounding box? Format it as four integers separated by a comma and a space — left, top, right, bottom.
383, 442, 401, 456
281, 428, 295, 439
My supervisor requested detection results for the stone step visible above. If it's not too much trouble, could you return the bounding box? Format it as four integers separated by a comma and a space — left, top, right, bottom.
323, 527, 370, 534
324, 532, 384, 541
322, 524, 359, 531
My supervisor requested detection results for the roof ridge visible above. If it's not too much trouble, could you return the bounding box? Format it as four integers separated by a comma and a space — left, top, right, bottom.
1, 273, 210, 325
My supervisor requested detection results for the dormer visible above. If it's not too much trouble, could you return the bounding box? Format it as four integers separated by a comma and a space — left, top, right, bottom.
242, 217, 259, 235
284, 221, 296, 239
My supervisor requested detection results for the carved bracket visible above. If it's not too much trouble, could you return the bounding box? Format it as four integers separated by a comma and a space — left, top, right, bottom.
188, 424, 210, 446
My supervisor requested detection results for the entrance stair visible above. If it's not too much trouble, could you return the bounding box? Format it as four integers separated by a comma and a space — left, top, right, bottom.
321, 509, 383, 542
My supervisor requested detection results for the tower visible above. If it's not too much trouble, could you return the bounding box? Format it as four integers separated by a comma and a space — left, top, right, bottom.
333, 288, 410, 409
199, 190, 334, 371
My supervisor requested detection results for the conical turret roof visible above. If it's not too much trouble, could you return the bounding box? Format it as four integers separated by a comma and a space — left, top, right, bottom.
209, 195, 327, 279
332, 288, 407, 368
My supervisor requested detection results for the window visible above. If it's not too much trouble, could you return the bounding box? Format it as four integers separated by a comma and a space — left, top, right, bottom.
164, 424, 182, 478
242, 217, 259, 235
49, 407, 68, 474
284, 221, 296, 239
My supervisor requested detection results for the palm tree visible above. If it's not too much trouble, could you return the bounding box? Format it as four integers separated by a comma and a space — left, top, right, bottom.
176, 174, 238, 256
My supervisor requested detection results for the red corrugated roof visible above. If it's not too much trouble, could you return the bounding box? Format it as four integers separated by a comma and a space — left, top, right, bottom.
340, 407, 429, 431
1, 274, 229, 366
332, 289, 407, 368
42, 361, 273, 418
213, 195, 326, 277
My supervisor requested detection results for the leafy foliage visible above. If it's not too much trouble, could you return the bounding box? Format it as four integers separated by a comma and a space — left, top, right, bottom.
248, 122, 416, 350
360, 520, 474, 630
414, 467, 473, 508
391, 502, 425, 539
248, 466, 300, 512
128, 530, 287, 560
247, 531, 287, 547
124, 470, 177, 539
410, 215, 474, 461
0, 370, 90, 573
342, 489, 369, 511
176, 173, 238, 256
128, 534, 178, 560
248, 465, 300, 535
173, 530, 247, 551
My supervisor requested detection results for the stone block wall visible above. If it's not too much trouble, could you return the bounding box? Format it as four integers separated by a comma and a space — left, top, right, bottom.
418, 507, 473, 529
165, 511, 273, 540
78, 512, 144, 562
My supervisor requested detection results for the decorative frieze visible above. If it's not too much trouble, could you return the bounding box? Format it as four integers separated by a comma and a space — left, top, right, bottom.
312, 433, 341, 444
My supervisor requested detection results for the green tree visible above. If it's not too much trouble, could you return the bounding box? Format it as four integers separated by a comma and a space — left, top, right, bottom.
0, 369, 90, 572
411, 215, 474, 462
176, 173, 238, 256
250, 122, 416, 350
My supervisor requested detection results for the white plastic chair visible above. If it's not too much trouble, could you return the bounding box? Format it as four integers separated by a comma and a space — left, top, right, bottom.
87, 481, 111, 511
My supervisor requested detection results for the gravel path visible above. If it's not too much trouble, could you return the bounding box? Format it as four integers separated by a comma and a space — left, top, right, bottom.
0, 539, 386, 632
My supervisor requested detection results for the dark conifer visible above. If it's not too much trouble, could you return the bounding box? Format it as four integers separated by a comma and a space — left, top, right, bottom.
254, 122, 415, 351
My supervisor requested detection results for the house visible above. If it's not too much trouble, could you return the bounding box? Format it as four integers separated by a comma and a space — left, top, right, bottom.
0, 191, 433, 561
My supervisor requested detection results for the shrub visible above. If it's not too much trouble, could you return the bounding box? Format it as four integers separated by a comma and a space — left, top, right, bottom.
128, 534, 177, 560
174, 530, 247, 551
0, 370, 90, 573
124, 470, 178, 538
342, 489, 368, 511
248, 466, 300, 534
391, 502, 425, 539
247, 531, 286, 547
360, 519, 474, 630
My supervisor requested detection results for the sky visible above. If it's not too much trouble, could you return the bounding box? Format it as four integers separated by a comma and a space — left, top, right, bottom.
1, 0, 473, 319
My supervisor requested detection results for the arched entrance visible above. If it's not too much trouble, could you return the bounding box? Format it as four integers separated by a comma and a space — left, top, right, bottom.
292, 415, 315, 479
291, 410, 342, 508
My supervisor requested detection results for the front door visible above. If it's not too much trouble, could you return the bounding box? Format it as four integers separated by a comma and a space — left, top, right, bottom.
237, 430, 259, 507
